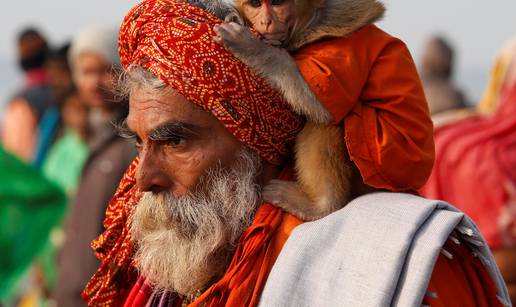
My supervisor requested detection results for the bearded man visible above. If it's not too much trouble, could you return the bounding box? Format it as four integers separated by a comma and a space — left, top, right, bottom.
83, 1, 510, 306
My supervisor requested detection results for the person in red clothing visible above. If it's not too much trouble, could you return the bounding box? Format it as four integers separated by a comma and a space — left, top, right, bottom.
83, 1, 509, 306
2, 28, 51, 161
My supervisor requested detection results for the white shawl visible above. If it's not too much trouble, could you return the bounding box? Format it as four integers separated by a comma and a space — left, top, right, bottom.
259, 192, 511, 306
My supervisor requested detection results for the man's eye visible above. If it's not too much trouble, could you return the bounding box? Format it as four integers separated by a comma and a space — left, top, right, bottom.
168, 136, 186, 147
249, 0, 262, 8
270, 0, 286, 5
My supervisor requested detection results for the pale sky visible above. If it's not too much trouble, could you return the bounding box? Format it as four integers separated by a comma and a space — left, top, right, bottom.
1, 0, 515, 113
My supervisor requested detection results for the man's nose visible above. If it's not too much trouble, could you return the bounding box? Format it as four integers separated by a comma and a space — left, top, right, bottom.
136, 150, 171, 193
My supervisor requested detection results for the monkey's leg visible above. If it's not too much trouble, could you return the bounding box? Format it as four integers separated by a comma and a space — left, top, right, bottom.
262, 180, 323, 221
213, 22, 332, 124
263, 123, 353, 221
296, 123, 353, 219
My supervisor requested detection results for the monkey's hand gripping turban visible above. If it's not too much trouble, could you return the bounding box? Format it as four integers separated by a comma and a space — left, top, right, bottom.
119, 0, 303, 164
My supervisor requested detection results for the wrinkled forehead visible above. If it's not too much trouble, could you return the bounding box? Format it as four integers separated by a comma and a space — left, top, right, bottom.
127, 86, 217, 134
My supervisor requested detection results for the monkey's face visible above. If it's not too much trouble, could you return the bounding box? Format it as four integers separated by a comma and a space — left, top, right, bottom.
239, 0, 297, 44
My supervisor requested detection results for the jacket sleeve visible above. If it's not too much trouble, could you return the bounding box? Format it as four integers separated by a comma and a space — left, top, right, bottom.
294, 41, 369, 124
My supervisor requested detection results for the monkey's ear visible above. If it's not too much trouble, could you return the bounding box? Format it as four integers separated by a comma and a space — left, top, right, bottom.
224, 11, 244, 25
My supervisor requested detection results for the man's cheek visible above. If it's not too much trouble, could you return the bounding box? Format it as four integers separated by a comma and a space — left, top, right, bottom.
168, 148, 205, 169
166, 150, 208, 195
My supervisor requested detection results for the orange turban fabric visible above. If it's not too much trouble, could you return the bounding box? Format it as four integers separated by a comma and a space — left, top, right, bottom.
118, 0, 302, 165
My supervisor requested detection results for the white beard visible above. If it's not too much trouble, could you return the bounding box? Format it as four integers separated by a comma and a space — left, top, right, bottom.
130, 149, 261, 296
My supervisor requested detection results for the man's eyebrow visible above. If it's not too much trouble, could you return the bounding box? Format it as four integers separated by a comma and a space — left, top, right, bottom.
148, 122, 202, 141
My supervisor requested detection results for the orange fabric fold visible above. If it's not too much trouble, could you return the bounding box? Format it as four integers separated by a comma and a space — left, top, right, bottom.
423, 241, 504, 307
190, 204, 302, 307
294, 25, 435, 191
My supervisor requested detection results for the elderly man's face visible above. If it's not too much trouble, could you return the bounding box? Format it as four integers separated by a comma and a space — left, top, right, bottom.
127, 88, 244, 196
127, 85, 264, 295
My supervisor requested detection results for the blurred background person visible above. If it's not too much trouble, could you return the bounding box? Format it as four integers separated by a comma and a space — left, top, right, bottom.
0, 145, 66, 306
419, 35, 472, 126
39, 41, 88, 196
29, 91, 90, 307
478, 38, 516, 115
32, 43, 75, 169
42, 91, 89, 195
55, 24, 135, 307
2, 42, 78, 307
421, 37, 516, 304
1, 28, 54, 161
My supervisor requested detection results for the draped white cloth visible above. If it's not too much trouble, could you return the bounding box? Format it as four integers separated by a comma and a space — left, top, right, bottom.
259, 192, 510, 307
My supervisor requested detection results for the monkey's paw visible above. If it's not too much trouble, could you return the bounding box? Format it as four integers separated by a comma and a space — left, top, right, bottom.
213, 22, 264, 57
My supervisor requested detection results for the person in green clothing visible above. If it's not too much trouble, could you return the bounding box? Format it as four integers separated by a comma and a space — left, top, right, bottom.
12, 90, 90, 307
43, 92, 89, 195
0, 145, 66, 304
25, 91, 90, 305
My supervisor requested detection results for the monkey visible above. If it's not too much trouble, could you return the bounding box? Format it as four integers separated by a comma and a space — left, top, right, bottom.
212, 0, 387, 221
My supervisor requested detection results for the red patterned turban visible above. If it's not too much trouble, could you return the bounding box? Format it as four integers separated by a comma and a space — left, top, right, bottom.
118, 0, 302, 165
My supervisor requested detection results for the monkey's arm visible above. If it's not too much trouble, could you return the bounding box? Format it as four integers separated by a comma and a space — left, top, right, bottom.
213, 22, 332, 124
214, 23, 353, 222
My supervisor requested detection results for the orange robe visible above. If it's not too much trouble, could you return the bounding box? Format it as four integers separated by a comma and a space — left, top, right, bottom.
295, 25, 435, 191
423, 241, 504, 306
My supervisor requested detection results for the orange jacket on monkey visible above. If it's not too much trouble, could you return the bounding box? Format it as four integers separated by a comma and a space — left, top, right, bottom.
220, 0, 434, 196
295, 23, 435, 191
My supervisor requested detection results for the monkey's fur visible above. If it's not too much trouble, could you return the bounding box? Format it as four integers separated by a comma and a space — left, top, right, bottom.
208, 0, 385, 220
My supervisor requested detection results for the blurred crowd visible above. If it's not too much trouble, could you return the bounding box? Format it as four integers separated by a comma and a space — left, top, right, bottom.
0, 22, 514, 306
0, 26, 135, 306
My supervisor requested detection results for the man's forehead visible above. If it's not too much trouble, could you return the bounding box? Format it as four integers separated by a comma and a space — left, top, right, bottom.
126, 87, 215, 135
